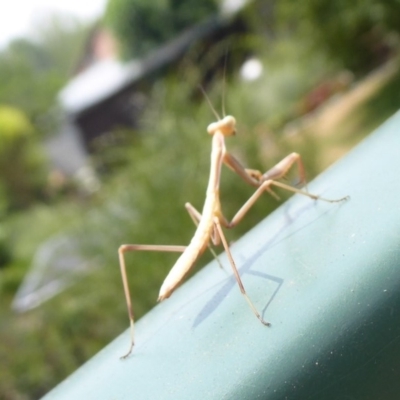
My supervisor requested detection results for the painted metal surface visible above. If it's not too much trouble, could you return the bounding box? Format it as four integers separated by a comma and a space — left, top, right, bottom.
42, 111, 400, 400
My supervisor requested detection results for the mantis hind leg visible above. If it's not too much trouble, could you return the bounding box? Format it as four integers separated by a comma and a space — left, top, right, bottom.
118, 244, 186, 359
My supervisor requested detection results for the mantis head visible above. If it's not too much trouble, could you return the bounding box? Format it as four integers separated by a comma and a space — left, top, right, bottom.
207, 115, 236, 136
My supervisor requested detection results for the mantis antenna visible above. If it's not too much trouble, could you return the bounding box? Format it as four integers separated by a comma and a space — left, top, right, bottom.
221, 49, 229, 118
198, 85, 221, 121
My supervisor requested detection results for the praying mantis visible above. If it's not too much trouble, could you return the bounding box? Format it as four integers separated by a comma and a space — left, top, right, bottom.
118, 104, 348, 359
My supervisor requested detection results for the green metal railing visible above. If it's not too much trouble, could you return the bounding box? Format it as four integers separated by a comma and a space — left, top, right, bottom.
42, 111, 400, 400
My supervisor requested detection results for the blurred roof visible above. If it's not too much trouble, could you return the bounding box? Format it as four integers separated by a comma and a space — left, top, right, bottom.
58, 59, 142, 114
58, 15, 230, 115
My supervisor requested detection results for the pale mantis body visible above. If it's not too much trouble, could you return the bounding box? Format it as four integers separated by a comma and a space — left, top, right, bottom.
118, 114, 347, 358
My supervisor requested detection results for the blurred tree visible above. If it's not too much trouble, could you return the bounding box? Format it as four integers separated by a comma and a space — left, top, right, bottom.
0, 106, 47, 211
105, 0, 218, 59
277, 0, 400, 73
0, 13, 91, 134
30, 12, 91, 77
0, 40, 63, 125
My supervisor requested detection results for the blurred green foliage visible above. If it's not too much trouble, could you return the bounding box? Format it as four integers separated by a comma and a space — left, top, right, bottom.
105, 0, 218, 58
0, 39, 62, 123
277, 0, 400, 73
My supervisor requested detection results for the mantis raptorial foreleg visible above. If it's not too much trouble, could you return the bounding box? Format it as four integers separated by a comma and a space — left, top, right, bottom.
223, 151, 307, 190
185, 202, 224, 266
261, 152, 307, 184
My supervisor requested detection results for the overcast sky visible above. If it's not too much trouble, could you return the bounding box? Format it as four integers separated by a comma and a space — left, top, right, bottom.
0, 0, 108, 49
